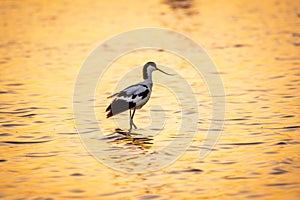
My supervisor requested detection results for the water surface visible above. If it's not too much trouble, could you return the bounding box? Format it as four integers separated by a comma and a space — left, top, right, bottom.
0, 0, 299, 199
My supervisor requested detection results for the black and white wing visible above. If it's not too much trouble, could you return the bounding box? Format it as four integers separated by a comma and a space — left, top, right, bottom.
106, 84, 150, 118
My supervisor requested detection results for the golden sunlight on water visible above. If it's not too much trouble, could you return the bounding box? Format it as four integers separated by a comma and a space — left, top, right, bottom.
0, 0, 299, 199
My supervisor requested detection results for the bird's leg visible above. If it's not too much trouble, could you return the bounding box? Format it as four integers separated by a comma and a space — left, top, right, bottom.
129, 107, 137, 130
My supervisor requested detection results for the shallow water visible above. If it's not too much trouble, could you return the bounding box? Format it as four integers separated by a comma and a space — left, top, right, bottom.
1, 0, 300, 199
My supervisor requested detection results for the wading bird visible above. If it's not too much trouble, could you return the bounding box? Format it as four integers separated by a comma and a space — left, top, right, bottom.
106, 62, 174, 131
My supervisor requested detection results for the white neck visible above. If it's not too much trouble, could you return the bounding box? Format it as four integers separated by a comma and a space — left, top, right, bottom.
143, 66, 154, 82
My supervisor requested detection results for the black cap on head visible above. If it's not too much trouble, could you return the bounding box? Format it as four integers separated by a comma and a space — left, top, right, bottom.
144, 61, 156, 68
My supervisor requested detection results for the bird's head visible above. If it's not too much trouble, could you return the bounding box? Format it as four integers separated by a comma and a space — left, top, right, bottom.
143, 62, 175, 79
144, 62, 157, 73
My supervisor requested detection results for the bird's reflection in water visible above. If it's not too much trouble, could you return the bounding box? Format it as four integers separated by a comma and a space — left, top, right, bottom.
104, 128, 153, 150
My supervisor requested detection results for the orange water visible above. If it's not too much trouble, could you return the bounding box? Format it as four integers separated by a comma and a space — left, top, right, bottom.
0, 0, 299, 199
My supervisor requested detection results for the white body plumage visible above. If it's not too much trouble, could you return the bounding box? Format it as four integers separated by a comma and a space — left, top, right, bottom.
105, 62, 174, 130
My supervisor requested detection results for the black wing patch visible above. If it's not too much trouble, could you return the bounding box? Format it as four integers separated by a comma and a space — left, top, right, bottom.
118, 84, 148, 98
138, 88, 149, 99
106, 99, 136, 118
105, 84, 150, 118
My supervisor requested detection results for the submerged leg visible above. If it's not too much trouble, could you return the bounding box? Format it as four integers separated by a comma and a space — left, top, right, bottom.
129, 107, 137, 130
131, 108, 137, 129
